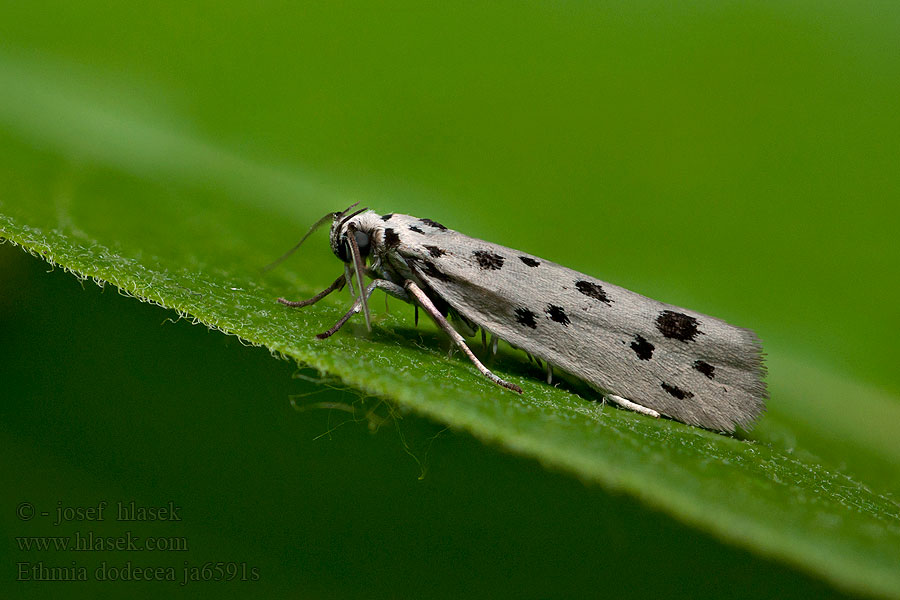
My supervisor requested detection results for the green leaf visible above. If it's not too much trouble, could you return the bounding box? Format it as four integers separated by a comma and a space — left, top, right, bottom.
2, 3, 900, 598
0, 245, 861, 599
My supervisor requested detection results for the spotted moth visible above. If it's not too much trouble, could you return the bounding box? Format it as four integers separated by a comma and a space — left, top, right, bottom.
272, 204, 767, 432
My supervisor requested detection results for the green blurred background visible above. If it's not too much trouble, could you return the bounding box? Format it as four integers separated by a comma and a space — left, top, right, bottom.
2, 1, 899, 597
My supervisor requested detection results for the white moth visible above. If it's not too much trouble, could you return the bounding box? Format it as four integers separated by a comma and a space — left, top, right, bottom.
271, 204, 767, 432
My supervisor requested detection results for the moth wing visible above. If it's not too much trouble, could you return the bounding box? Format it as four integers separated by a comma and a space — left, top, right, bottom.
396, 225, 765, 432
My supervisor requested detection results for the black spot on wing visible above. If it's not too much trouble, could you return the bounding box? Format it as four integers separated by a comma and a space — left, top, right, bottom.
519, 256, 540, 267
409, 225, 425, 234
575, 280, 611, 304
693, 360, 715, 379
546, 304, 570, 326
381, 213, 394, 221
425, 245, 446, 258
420, 218, 447, 231
656, 310, 702, 342
661, 382, 694, 400
421, 260, 451, 282
473, 250, 504, 270
515, 308, 537, 329
630, 335, 654, 360
383, 228, 401, 249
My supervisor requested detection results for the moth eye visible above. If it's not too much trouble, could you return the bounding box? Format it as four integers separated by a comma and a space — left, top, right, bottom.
354, 231, 370, 257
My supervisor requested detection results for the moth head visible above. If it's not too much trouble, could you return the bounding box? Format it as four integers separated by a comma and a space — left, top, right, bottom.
330, 203, 371, 263
261, 203, 372, 274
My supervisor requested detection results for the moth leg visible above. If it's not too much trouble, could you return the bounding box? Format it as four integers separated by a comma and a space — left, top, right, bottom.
404, 280, 523, 394
344, 264, 356, 297
345, 223, 372, 331
605, 394, 660, 419
278, 274, 345, 308
317, 279, 409, 339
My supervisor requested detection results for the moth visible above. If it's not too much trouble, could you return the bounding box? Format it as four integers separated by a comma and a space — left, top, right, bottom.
270, 204, 767, 432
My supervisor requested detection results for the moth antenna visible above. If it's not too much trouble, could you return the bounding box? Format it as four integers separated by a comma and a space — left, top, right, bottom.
339, 206, 368, 227
346, 224, 371, 331
337, 202, 360, 218
261, 211, 337, 273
